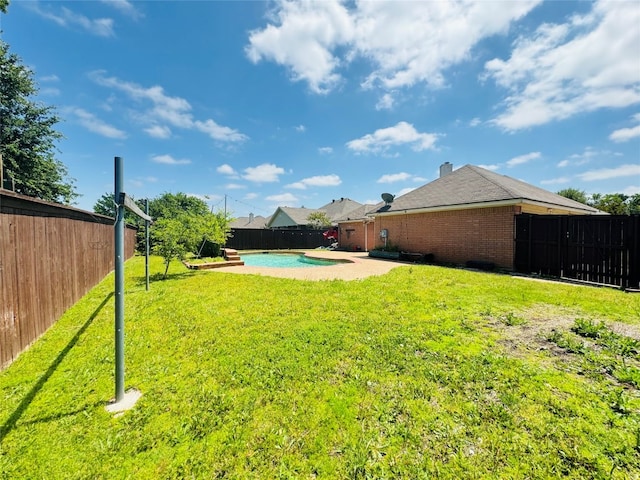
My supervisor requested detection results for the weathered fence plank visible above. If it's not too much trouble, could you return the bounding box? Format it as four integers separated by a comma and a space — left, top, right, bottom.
1, 191, 136, 369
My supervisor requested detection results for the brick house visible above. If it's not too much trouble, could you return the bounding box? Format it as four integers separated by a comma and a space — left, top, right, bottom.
337, 163, 601, 269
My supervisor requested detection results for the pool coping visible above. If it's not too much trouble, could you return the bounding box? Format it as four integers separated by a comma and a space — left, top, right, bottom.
198, 250, 406, 281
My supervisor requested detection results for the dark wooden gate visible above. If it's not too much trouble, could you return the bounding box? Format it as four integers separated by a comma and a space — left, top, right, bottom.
514, 214, 639, 289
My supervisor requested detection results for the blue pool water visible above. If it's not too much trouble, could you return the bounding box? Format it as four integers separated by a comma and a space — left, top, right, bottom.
242, 253, 339, 268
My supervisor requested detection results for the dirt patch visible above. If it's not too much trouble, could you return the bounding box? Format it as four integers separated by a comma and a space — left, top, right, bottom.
488, 304, 640, 359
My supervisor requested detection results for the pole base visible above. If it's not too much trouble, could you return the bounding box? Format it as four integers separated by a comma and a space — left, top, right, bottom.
105, 389, 142, 416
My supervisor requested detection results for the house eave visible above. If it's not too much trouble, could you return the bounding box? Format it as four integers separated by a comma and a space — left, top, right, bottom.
373, 199, 602, 216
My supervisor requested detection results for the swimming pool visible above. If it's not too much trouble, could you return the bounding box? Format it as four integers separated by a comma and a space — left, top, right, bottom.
242, 253, 340, 268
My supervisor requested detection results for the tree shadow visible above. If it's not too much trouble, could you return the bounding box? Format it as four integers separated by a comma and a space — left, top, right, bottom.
0, 292, 113, 443
133, 271, 193, 286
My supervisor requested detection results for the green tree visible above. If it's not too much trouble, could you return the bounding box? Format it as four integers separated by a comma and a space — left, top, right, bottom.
627, 194, 640, 215
148, 192, 209, 220
93, 191, 145, 225
306, 211, 332, 228
1, 1, 8, 14
152, 214, 202, 279
0, 40, 77, 203
152, 210, 231, 279
591, 193, 629, 215
557, 188, 589, 205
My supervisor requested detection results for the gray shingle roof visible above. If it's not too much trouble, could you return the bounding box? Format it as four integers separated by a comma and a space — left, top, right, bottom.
267, 198, 364, 227
319, 198, 363, 220
229, 215, 270, 229
379, 165, 601, 214
334, 203, 380, 222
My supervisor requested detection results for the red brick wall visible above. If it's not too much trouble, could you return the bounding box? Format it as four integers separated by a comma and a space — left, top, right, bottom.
374, 206, 518, 268
338, 221, 377, 251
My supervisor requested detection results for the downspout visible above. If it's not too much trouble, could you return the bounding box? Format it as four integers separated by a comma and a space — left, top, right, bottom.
364, 219, 368, 252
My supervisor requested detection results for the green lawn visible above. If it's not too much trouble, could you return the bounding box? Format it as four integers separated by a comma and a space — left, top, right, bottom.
1, 256, 639, 479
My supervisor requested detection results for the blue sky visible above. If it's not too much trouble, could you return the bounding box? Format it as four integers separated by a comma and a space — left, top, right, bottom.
2, 0, 639, 218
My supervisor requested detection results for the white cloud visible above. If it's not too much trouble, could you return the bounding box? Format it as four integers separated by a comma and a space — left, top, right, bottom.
89, 71, 248, 143
396, 187, 417, 197
478, 164, 500, 171
318, 147, 333, 154
144, 125, 171, 139
246, 1, 539, 95
485, 1, 640, 130
194, 119, 248, 143
28, 4, 114, 37
217, 164, 237, 176
40, 87, 61, 96
187, 193, 222, 204
243, 163, 286, 183
68, 107, 127, 139
347, 121, 439, 154
375, 93, 394, 111
100, 0, 143, 20
506, 151, 541, 167
610, 125, 640, 143
151, 154, 191, 165
246, 0, 354, 94
469, 118, 481, 127
225, 184, 246, 190
377, 172, 412, 184
266, 193, 299, 204
609, 114, 640, 142
286, 174, 341, 189
295, 124, 306, 132
40, 74, 60, 82
540, 177, 572, 185
621, 185, 640, 196
558, 146, 601, 167
578, 164, 640, 181
244, 193, 259, 200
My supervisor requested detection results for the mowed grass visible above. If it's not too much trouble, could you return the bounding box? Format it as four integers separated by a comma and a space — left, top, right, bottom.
1, 256, 639, 479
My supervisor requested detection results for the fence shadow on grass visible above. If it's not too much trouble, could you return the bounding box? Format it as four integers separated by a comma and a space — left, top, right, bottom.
0, 292, 114, 443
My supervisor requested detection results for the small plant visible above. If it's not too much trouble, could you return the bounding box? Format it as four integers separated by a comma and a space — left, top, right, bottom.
373, 241, 400, 252
572, 318, 608, 339
500, 312, 527, 326
548, 331, 585, 354
607, 388, 630, 414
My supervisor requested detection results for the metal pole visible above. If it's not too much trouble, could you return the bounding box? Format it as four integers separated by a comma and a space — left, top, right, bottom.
114, 156, 125, 402
145, 199, 150, 292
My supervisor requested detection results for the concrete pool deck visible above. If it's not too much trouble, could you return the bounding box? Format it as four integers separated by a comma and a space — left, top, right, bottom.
213, 251, 406, 281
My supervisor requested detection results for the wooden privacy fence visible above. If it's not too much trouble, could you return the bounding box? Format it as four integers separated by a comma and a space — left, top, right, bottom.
226, 228, 331, 250
514, 213, 639, 289
1, 190, 137, 369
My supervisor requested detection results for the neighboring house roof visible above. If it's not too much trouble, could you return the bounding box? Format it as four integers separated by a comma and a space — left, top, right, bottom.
319, 198, 363, 220
377, 165, 602, 215
267, 206, 320, 228
334, 203, 380, 222
267, 198, 364, 228
229, 214, 270, 229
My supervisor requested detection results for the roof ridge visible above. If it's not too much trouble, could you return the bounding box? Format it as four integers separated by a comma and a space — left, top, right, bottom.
466, 165, 520, 198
